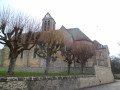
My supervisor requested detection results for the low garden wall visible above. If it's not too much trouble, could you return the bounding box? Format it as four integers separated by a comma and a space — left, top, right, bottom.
0, 75, 95, 90
0, 65, 114, 90
0, 66, 95, 74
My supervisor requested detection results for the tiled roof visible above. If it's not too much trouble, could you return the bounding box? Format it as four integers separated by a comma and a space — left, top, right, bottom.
66, 28, 91, 41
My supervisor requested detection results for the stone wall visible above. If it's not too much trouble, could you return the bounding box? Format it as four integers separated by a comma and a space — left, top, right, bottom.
0, 66, 95, 74
0, 75, 95, 90
95, 65, 114, 84
0, 65, 114, 90
1, 44, 94, 68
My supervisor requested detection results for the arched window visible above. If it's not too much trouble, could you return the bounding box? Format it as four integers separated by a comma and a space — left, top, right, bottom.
48, 20, 50, 26
20, 51, 23, 58
33, 48, 37, 58
44, 21, 47, 31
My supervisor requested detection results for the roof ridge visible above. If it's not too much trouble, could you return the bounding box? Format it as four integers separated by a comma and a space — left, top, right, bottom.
66, 28, 92, 41
67, 28, 79, 30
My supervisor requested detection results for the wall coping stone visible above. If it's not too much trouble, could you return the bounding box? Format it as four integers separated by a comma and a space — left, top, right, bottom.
0, 75, 95, 81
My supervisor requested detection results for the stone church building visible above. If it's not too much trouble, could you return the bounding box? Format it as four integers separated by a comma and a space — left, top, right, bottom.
0, 13, 111, 73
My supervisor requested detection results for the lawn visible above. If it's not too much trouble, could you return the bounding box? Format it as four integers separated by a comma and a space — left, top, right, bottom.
0, 71, 85, 77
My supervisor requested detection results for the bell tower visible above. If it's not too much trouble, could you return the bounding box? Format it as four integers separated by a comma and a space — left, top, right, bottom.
42, 12, 56, 31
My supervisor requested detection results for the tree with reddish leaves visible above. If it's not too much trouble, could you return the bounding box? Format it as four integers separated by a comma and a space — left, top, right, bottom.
61, 41, 95, 74
0, 9, 40, 75
73, 41, 95, 73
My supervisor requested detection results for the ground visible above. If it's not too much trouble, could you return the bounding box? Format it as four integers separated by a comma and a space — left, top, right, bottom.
81, 80, 120, 90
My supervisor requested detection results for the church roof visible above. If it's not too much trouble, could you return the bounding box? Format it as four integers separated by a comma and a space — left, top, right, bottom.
43, 13, 52, 19
66, 28, 91, 41
60, 25, 66, 30
42, 12, 56, 23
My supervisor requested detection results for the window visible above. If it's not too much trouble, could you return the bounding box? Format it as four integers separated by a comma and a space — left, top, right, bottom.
100, 60, 104, 66
33, 48, 37, 58
20, 51, 23, 58
100, 52, 103, 57
44, 21, 47, 31
98, 45, 102, 49
48, 20, 50, 26
48, 20, 50, 30
45, 21, 47, 26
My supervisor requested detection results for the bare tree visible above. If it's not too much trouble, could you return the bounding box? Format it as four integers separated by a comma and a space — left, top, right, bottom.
111, 56, 120, 74
0, 9, 40, 75
35, 30, 64, 74
61, 47, 75, 74
72, 41, 95, 73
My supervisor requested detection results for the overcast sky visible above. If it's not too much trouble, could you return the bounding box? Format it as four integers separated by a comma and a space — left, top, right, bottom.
0, 0, 120, 56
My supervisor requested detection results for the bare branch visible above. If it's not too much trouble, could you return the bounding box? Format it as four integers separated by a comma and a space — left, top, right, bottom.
0, 41, 5, 44
35, 30, 64, 74
0, 8, 41, 75
24, 44, 35, 50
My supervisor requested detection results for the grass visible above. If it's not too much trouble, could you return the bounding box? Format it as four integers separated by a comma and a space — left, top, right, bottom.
0, 71, 86, 77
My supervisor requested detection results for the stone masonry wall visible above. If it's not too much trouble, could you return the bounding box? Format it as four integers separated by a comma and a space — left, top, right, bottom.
0, 75, 96, 90
95, 65, 114, 84
0, 66, 95, 74
0, 65, 114, 90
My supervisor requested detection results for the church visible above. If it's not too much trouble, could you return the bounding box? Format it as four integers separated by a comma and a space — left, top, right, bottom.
0, 13, 111, 73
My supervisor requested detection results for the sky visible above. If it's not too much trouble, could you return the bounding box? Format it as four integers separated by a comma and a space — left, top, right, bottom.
0, 0, 120, 56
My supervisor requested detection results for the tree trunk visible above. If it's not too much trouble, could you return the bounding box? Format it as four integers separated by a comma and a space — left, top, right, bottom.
81, 64, 84, 74
68, 63, 71, 74
81, 65, 84, 74
8, 58, 16, 75
74, 60, 76, 68
45, 55, 51, 75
